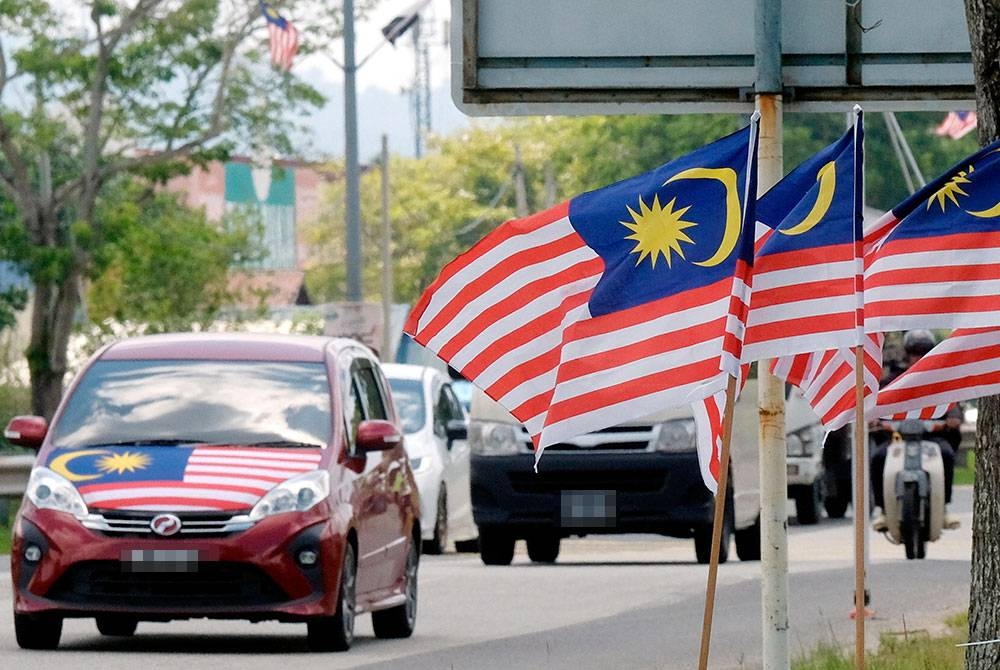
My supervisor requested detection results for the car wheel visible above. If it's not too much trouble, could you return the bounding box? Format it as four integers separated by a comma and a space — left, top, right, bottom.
526, 534, 560, 563
478, 526, 515, 566
422, 489, 448, 555
453, 537, 479, 553
734, 515, 761, 561
14, 613, 62, 650
96, 615, 138, 637
372, 538, 419, 638
794, 480, 823, 525
307, 541, 356, 652
694, 489, 733, 565
824, 489, 851, 519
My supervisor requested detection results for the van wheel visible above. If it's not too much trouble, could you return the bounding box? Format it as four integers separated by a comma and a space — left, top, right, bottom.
794, 480, 823, 525
14, 613, 62, 650
373, 539, 419, 638
526, 534, 560, 563
695, 487, 733, 564
735, 515, 761, 561
307, 541, 356, 651
478, 526, 515, 565
824, 490, 850, 519
422, 489, 448, 555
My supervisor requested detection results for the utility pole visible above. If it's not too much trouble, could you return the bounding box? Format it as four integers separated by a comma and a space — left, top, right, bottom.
380, 134, 393, 361
343, 0, 363, 302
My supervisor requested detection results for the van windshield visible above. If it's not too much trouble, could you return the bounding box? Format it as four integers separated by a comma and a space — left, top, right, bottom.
50, 359, 332, 448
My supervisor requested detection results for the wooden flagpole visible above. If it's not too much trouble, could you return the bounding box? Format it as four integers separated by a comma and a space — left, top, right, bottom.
698, 373, 739, 670
853, 344, 868, 670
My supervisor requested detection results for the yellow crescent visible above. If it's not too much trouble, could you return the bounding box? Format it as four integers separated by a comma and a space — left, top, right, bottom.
964, 148, 1000, 218
780, 160, 837, 236
49, 449, 110, 482
664, 167, 741, 267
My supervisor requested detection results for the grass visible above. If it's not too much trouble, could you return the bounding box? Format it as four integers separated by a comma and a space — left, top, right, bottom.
955, 450, 975, 486
793, 612, 968, 669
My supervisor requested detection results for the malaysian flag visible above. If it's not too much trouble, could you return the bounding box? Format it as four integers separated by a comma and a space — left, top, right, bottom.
742, 116, 864, 363
873, 327, 1000, 420
865, 137, 1000, 333
691, 363, 749, 493
260, 1, 299, 71
405, 122, 759, 461
50, 446, 322, 512
935, 111, 978, 141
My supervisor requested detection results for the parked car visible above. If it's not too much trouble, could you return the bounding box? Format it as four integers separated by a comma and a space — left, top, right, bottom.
4, 333, 420, 651
383, 363, 477, 554
466, 374, 825, 565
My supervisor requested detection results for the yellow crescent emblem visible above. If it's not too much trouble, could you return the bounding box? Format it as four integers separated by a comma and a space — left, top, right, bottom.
963, 149, 1000, 218
664, 167, 742, 268
49, 449, 110, 482
779, 161, 836, 236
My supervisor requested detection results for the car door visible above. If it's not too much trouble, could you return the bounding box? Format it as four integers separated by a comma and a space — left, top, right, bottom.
436, 381, 474, 540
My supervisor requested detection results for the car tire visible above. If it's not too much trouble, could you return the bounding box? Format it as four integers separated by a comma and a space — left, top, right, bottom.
526, 534, 560, 563
694, 488, 733, 565
454, 537, 479, 553
794, 480, 823, 525
734, 515, 761, 561
422, 489, 448, 555
824, 489, 851, 519
372, 538, 419, 639
307, 541, 357, 652
96, 615, 138, 637
14, 613, 62, 650
478, 526, 516, 566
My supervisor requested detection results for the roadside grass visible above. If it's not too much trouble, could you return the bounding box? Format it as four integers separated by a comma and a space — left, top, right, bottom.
0, 518, 10, 555
793, 612, 967, 669
955, 450, 975, 486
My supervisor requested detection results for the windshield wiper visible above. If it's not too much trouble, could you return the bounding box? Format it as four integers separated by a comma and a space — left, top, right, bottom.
243, 440, 324, 449
78, 438, 214, 448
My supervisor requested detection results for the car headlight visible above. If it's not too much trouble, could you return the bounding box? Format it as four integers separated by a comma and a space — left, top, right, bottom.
249, 470, 330, 521
653, 419, 697, 453
786, 427, 818, 457
26, 467, 89, 518
785, 433, 804, 456
469, 420, 523, 456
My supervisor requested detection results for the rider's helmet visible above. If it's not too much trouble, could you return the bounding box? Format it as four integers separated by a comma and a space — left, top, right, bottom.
903, 329, 936, 359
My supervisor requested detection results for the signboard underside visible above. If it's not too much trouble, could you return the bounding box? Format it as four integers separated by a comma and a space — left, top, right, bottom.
455, 0, 976, 115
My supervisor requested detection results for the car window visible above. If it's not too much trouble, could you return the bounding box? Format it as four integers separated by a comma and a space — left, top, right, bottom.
50, 359, 332, 448
387, 377, 426, 435
353, 360, 389, 421
434, 384, 465, 436
450, 379, 473, 412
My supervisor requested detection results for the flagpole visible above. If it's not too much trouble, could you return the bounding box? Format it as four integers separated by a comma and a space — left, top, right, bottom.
698, 373, 738, 670
853, 344, 868, 670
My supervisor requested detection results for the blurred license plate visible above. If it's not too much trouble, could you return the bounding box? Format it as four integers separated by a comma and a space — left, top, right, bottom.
121, 549, 200, 573
560, 490, 616, 528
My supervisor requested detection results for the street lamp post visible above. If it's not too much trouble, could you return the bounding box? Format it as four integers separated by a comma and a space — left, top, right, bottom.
343, 0, 363, 302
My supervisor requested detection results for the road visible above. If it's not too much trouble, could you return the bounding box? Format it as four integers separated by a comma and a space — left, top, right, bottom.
0, 486, 973, 669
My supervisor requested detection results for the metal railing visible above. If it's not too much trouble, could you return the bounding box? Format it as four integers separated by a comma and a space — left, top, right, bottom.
0, 454, 34, 497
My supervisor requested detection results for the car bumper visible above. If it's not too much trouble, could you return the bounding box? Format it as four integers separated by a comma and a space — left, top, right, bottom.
786, 456, 822, 487
470, 451, 715, 538
11, 505, 346, 622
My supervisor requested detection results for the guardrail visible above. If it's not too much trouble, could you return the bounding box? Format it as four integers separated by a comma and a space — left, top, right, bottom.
0, 454, 34, 497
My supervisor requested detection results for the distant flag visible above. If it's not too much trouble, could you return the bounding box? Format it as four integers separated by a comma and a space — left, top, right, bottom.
935, 111, 978, 140
260, 1, 299, 71
873, 327, 1000, 420
742, 116, 864, 363
865, 137, 1000, 333
405, 121, 759, 473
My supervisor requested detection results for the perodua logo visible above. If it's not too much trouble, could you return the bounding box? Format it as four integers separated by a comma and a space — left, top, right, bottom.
150, 514, 182, 536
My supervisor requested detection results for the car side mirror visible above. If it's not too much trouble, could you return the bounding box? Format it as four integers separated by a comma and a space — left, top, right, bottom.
355, 419, 403, 453
445, 419, 468, 445
4, 415, 48, 451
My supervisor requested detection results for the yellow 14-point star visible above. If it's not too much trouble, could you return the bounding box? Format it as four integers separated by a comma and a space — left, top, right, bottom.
621, 194, 697, 269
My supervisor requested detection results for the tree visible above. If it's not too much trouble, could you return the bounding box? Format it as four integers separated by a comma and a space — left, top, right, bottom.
0, 0, 372, 418
962, 3, 999, 667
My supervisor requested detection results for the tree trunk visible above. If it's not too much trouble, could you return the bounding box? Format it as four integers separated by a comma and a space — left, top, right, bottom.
25, 263, 81, 421
964, 2, 1000, 668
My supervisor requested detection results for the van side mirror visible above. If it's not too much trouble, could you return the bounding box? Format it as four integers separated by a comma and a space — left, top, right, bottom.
4, 415, 48, 451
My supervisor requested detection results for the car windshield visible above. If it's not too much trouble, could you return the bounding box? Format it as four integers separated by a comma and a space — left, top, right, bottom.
50, 359, 332, 448
387, 378, 425, 434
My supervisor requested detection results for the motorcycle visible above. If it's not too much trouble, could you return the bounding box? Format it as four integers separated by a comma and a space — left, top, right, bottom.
878, 418, 947, 559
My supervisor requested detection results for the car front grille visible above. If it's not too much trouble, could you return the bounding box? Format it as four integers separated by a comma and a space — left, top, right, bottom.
46, 560, 288, 608
508, 468, 667, 494
516, 425, 655, 453
81, 510, 253, 537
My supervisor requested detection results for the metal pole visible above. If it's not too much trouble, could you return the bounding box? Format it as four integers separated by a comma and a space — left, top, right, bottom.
755, 1, 789, 668
380, 134, 392, 362
344, 0, 363, 302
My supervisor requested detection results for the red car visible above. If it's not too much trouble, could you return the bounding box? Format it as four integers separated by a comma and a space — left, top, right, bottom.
4, 332, 421, 651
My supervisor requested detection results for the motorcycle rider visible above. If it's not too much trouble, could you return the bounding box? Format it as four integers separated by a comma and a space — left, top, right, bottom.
870, 329, 961, 531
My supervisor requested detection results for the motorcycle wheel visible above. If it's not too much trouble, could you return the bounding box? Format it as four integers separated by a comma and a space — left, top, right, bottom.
900, 481, 926, 560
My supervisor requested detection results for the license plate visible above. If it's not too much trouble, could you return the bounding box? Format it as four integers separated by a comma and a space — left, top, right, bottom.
787, 464, 800, 476
121, 549, 200, 573
560, 489, 617, 528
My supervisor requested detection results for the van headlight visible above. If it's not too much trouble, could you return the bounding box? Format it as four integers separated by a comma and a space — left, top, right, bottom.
469, 421, 523, 456
250, 470, 329, 521
653, 419, 697, 453
26, 467, 89, 518
787, 427, 818, 457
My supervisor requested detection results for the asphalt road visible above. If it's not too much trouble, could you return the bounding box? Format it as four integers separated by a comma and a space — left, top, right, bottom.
0, 486, 974, 669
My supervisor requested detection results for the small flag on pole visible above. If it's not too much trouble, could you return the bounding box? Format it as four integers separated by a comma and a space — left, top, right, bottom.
260, 1, 299, 71
935, 111, 977, 140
